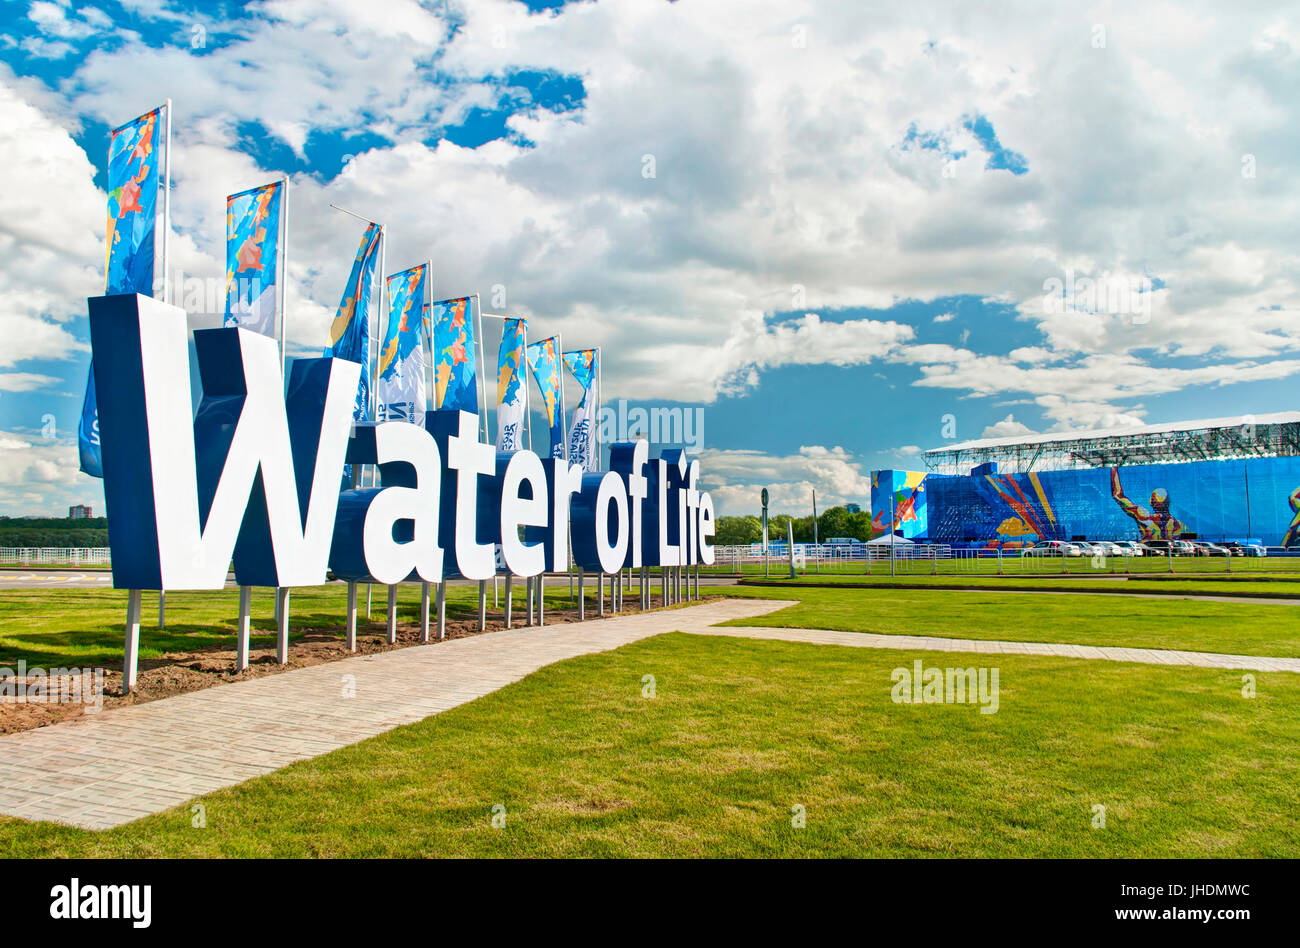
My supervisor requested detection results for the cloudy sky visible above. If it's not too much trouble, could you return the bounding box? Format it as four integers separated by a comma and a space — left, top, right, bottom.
1, 0, 1297, 518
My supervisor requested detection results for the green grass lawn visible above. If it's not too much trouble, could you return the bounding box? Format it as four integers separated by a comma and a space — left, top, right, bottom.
702, 556, 1300, 579
740, 574, 1300, 597
1, 632, 1295, 857
0, 581, 595, 668
718, 585, 1300, 657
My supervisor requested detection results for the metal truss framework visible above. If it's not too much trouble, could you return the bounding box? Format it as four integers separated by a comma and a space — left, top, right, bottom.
923, 416, 1300, 475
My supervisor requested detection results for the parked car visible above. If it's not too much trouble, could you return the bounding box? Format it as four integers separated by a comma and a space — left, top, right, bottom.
1113, 540, 1145, 557
1086, 541, 1125, 557
1191, 541, 1230, 556
1222, 541, 1267, 557
1141, 539, 1193, 556
1023, 540, 1083, 556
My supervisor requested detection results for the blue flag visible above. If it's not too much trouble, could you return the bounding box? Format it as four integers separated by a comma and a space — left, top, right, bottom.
324, 222, 383, 423
81, 103, 169, 478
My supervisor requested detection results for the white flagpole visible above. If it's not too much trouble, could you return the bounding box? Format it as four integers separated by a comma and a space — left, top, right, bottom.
161, 99, 171, 305
278, 176, 289, 378
524, 321, 532, 453
557, 333, 567, 461
474, 294, 487, 442
157, 99, 173, 635
423, 262, 432, 419
594, 346, 602, 471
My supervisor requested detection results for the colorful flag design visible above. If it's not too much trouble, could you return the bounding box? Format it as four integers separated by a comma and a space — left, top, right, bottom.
223, 180, 284, 337
324, 223, 383, 422
82, 103, 169, 478
377, 263, 429, 426
563, 348, 599, 471
526, 336, 565, 459
494, 317, 527, 452
430, 296, 478, 414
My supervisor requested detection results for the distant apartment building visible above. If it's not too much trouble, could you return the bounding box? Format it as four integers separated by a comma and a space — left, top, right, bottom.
68, 504, 93, 519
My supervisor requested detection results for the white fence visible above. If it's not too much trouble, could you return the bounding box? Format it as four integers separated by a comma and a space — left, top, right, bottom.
0, 548, 112, 566
708, 543, 1296, 575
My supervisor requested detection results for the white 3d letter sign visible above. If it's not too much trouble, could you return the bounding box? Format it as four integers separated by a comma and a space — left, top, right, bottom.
88, 294, 715, 591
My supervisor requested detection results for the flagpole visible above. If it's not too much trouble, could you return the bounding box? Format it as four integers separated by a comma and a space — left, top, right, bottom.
423, 261, 433, 421
473, 294, 487, 443
157, 99, 172, 636
594, 346, 603, 472
523, 321, 532, 453
278, 176, 289, 379
161, 98, 171, 305
557, 333, 567, 461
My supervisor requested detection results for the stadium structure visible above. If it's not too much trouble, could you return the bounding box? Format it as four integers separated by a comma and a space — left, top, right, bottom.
871, 413, 1300, 549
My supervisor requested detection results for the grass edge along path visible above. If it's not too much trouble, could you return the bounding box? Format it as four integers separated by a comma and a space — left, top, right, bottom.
716, 585, 1300, 659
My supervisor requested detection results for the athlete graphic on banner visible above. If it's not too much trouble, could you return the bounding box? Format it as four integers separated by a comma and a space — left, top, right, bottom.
377, 263, 429, 426
495, 317, 528, 452
563, 348, 599, 471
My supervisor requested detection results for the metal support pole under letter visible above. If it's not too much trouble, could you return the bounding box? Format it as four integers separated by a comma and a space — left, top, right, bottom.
236, 585, 251, 671
504, 575, 513, 628
577, 568, 585, 620
538, 573, 545, 626
478, 580, 487, 631
436, 581, 447, 640
420, 582, 431, 643
123, 589, 142, 692
662, 567, 669, 607
386, 585, 398, 644
158, 590, 166, 630
526, 575, 535, 626
346, 582, 357, 651
598, 573, 606, 616
275, 586, 290, 663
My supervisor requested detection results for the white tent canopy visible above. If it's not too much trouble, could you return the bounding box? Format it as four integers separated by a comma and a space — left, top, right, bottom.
865, 535, 914, 545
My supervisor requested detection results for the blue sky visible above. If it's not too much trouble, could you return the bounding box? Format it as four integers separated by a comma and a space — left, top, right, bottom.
1, 0, 1298, 518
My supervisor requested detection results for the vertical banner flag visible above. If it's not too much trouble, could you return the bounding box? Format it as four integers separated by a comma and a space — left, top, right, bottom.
81, 102, 169, 477
378, 263, 430, 426
526, 336, 566, 459
431, 296, 478, 413
494, 317, 527, 451
563, 348, 599, 471
325, 223, 383, 422
223, 180, 285, 337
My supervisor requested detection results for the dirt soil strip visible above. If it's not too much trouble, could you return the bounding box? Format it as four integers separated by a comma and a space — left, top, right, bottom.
0, 599, 659, 736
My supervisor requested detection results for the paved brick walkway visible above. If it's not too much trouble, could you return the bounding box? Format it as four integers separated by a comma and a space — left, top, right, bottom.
2, 596, 1297, 830
0, 599, 789, 830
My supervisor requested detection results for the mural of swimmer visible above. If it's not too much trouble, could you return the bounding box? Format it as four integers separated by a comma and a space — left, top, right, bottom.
1284, 486, 1300, 548
1110, 466, 1186, 540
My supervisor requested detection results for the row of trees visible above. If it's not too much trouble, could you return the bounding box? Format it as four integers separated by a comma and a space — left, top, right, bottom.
0, 517, 110, 548
714, 506, 875, 546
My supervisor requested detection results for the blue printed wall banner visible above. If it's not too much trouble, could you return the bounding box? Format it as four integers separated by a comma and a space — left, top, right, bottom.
430, 296, 478, 414
884, 457, 1300, 548
223, 180, 285, 338
495, 317, 527, 452
871, 470, 928, 539
324, 223, 383, 423
80, 102, 170, 478
526, 336, 565, 459
377, 263, 429, 426
563, 348, 599, 471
